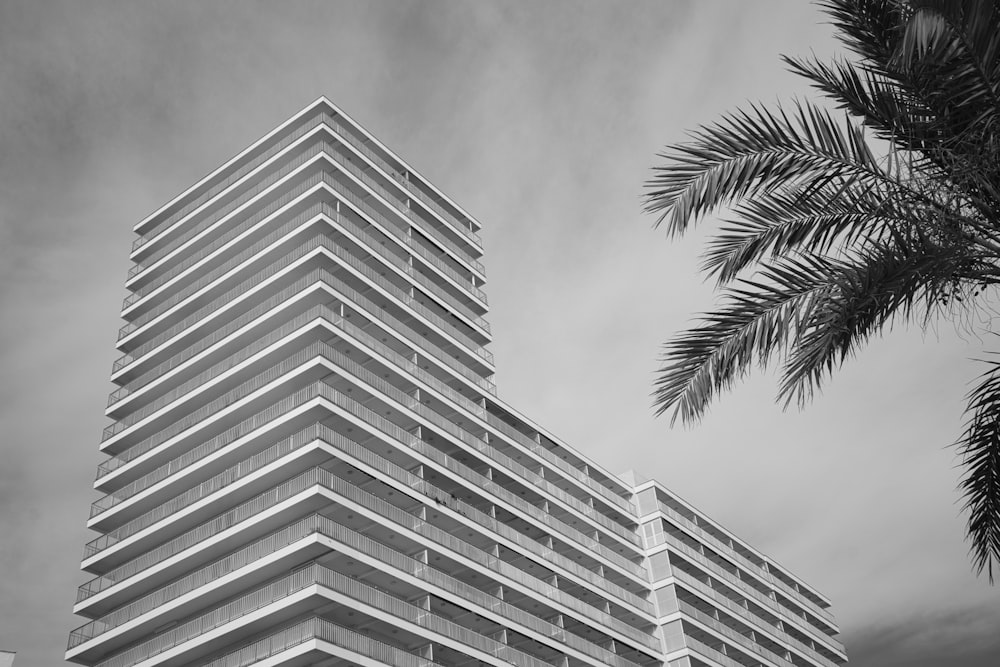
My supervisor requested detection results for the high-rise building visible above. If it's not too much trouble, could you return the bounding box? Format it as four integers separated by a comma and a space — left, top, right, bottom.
66, 98, 848, 667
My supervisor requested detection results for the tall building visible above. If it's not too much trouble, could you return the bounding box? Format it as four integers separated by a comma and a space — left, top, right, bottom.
67, 98, 848, 667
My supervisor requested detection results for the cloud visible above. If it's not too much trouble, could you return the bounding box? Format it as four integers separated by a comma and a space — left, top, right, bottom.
847, 604, 1000, 667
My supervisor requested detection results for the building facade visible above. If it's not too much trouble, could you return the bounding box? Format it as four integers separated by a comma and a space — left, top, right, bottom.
66, 98, 848, 667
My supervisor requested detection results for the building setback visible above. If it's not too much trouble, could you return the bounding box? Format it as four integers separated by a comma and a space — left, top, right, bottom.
67, 98, 848, 667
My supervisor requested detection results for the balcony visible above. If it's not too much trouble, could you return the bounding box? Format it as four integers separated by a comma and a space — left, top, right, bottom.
71, 513, 644, 667
91, 563, 562, 667
130, 135, 483, 290
656, 501, 835, 627
113, 266, 493, 395
84, 440, 654, 649
194, 615, 448, 667
104, 306, 632, 563
648, 531, 843, 659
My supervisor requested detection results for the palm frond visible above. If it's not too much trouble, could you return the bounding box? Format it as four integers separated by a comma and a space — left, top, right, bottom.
703, 177, 905, 283
654, 256, 836, 424
898, 1, 1000, 135
959, 356, 1000, 582
819, 0, 904, 65
647, 0, 1000, 582
778, 240, 958, 405
644, 101, 881, 237
783, 55, 939, 154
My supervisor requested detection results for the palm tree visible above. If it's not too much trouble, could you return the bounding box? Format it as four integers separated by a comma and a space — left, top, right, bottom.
645, 0, 1000, 580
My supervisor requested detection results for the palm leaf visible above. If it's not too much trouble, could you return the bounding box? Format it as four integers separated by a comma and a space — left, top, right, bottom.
703, 177, 906, 283
644, 101, 882, 237
654, 255, 836, 424
959, 356, 1000, 582
779, 240, 958, 405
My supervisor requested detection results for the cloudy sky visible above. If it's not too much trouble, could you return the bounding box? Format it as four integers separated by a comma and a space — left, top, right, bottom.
1, 1, 999, 666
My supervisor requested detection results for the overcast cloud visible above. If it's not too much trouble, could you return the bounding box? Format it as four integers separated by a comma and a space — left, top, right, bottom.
1, 2, 998, 666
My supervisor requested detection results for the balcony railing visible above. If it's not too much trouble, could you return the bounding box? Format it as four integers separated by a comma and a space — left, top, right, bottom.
195, 616, 447, 667
683, 635, 748, 667
133, 144, 325, 264
84, 456, 323, 561
124, 201, 489, 337
91, 421, 320, 515
651, 530, 832, 649
96, 377, 326, 478
128, 169, 487, 309
70, 515, 319, 648
658, 501, 835, 625
72, 513, 643, 667
94, 387, 649, 619
107, 277, 491, 454
92, 366, 330, 535
678, 600, 799, 667
120, 229, 493, 372
136, 109, 482, 258
311, 133, 484, 272
333, 312, 631, 514
325, 340, 639, 549
131, 136, 482, 287
108, 304, 328, 407
85, 437, 652, 645
113, 267, 494, 397
96, 370, 643, 584
318, 111, 482, 250
671, 569, 840, 667
134, 112, 328, 247
106, 304, 624, 540
325, 170, 487, 301
314, 467, 656, 651
303, 364, 643, 572
93, 563, 553, 667
104, 335, 324, 446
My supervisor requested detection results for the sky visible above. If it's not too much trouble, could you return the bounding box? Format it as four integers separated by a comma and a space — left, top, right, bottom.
0, 1, 998, 666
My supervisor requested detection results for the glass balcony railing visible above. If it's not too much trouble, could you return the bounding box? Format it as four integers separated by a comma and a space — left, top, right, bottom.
133, 145, 325, 264
310, 434, 655, 638
110, 299, 617, 525
136, 109, 482, 259
105, 305, 625, 549
657, 502, 834, 625
323, 339, 639, 550
113, 267, 494, 397
102, 336, 633, 558
131, 135, 482, 288
310, 133, 484, 272
650, 529, 832, 647
107, 304, 329, 407
71, 512, 644, 667
107, 282, 491, 455
93, 373, 645, 593
677, 600, 799, 667
119, 230, 492, 373
683, 635, 747, 667
134, 113, 329, 248
125, 201, 489, 336
93, 563, 552, 667
91, 421, 321, 515
128, 168, 487, 309
323, 170, 487, 301
69, 515, 319, 648
671, 569, 841, 667
99, 376, 652, 613
104, 336, 324, 446
332, 312, 632, 514
85, 430, 653, 642
316, 112, 482, 250
195, 616, 446, 667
